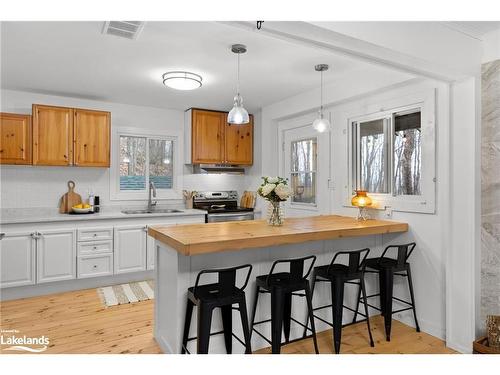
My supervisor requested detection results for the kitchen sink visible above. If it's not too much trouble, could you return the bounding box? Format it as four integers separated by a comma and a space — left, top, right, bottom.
121, 209, 184, 214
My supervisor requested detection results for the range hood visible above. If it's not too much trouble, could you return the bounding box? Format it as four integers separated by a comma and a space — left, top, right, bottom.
193, 164, 246, 175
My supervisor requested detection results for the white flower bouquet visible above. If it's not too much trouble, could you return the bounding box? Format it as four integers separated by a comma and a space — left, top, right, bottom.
257, 176, 292, 202
257, 176, 291, 225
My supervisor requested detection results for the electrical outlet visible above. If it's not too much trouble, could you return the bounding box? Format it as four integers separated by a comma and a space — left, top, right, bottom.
384, 207, 393, 218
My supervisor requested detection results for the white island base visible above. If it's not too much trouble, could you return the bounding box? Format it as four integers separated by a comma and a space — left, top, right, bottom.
153, 218, 407, 354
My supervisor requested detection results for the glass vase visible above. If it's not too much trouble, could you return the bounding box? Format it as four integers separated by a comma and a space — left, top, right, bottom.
267, 201, 284, 226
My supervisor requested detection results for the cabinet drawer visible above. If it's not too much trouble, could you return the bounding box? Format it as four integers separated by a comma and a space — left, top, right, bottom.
77, 240, 112, 256
77, 254, 113, 279
77, 227, 113, 241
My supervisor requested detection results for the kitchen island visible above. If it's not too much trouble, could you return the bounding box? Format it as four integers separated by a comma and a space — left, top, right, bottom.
148, 215, 408, 354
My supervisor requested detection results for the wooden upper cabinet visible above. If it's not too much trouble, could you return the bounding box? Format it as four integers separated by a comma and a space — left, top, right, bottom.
0, 112, 32, 165
191, 109, 225, 164
74, 109, 110, 167
187, 108, 253, 165
32, 104, 73, 166
225, 115, 253, 165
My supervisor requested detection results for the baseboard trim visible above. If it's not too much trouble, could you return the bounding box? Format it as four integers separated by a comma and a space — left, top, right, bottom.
0, 270, 155, 301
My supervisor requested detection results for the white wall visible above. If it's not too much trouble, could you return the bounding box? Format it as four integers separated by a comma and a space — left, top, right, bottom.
259, 78, 456, 345
0, 89, 251, 209
482, 29, 500, 63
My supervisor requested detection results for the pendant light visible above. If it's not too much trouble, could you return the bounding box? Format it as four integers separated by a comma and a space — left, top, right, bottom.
312, 64, 330, 133
227, 44, 250, 125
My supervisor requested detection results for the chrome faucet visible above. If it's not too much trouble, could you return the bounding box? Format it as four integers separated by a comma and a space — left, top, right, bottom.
148, 181, 157, 212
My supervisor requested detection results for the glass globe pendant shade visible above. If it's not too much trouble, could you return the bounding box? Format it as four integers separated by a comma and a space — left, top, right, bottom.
227, 93, 250, 124
312, 112, 330, 133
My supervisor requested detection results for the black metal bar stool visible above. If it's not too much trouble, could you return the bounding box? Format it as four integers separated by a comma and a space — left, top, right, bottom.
353, 242, 420, 341
303, 248, 374, 354
249, 255, 319, 354
181, 264, 253, 354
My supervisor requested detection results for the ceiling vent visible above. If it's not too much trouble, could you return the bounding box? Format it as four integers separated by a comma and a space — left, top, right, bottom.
102, 21, 145, 39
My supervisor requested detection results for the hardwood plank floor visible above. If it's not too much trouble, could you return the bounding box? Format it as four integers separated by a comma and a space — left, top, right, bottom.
0, 287, 455, 354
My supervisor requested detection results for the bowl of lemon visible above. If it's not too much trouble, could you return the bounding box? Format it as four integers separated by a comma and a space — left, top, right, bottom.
72, 203, 92, 214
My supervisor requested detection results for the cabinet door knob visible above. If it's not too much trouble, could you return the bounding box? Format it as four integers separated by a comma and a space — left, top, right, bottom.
93, 265, 97, 269
93, 246, 97, 250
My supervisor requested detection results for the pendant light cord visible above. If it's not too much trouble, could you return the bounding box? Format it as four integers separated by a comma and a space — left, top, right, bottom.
320, 70, 323, 114
237, 52, 240, 96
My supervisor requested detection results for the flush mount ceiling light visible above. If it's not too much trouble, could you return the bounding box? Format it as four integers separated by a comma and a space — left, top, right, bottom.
312, 64, 331, 133
162, 71, 202, 91
227, 44, 250, 125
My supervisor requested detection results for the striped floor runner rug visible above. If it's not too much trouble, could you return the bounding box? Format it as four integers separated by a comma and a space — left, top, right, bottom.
98, 280, 154, 307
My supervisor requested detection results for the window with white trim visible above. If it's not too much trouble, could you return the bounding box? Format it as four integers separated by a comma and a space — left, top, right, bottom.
111, 130, 179, 201
290, 137, 317, 205
120, 135, 174, 191
347, 88, 436, 215
352, 108, 421, 197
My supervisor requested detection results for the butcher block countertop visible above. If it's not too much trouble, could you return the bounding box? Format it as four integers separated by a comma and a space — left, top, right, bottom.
148, 215, 408, 256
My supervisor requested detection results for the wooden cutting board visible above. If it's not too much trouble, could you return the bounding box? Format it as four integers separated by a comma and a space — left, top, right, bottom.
240, 191, 256, 209
59, 180, 82, 213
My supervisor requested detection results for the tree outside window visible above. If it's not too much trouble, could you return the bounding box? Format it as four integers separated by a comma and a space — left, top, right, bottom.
354, 109, 421, 196
119, 135, 173, 191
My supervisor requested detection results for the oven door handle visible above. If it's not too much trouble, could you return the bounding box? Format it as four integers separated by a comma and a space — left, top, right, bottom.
210, 204, 226, 209
208, 212, 253, 218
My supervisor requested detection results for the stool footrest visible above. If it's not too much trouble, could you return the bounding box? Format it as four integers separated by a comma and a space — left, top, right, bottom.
312, 303, 365, 316
392, 307, 413, 314
312, 314, 334, 328
184, 330, 248, 353
366, 302, 381, 311
312, 314, 369, 329
251, 328, 273, 345
252, 318, 272, 326
392, 296, 413, 305
344, 281, 361, 286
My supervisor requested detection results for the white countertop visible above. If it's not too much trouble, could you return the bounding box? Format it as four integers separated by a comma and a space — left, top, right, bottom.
0, 206, 207, 225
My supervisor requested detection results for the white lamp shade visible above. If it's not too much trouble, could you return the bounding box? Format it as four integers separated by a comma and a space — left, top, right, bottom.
312, 116, 330, 133
162, 71, 202, 90
227, 94, 250, 124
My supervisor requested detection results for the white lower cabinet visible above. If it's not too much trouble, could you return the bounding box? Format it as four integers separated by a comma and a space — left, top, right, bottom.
113, 225, 147, 274
37, 229, 76, 284
146, 232, 155, 270
1, 215, 205, 290
78, 254, 113, 279
0, 232, 36, 288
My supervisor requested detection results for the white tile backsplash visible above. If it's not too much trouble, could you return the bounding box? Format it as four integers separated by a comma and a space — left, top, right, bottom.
1, 165, 110, 208
1, 166, 261, 209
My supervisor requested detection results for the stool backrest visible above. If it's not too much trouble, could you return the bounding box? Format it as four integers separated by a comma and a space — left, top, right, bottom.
267, 255, 316, 285
327, 248, 370, 274
379, 242, 416, 267
193, 264, 253, 298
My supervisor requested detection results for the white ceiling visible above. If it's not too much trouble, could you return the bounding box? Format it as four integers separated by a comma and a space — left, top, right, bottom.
443, 21, 500, 40
0, 22, 414, 112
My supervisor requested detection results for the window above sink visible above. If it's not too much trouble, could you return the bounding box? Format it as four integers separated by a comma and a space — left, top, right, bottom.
110, 127, 182, 201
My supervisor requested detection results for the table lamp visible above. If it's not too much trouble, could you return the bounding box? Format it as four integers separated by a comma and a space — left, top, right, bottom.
351, 190, 372, 221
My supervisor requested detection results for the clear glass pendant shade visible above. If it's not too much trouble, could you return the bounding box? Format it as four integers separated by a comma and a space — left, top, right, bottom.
313, 64, 330, 133
227, 93, 250, 124
312, 111, 330, 133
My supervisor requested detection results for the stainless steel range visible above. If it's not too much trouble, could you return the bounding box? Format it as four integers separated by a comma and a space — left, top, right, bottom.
193, 191, 254, 223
